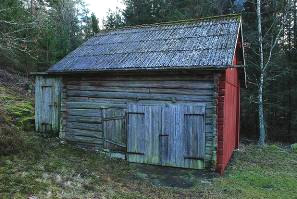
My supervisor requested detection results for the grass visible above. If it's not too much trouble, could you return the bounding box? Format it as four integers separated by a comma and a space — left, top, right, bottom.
1, 135, 297, 199
213, 144, 297, 199
0, 86, 34, 130
1, 85, 297, 198
0, 86, 33, 156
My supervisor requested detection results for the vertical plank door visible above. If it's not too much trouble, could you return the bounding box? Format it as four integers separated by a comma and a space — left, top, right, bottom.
35, 76, 61, 134
127, 103, 205, 169
180, 104, 206, 169
41, 85, 53, 132
127, 104, 162, 165
102, 108, 126, 151
160, 104, 205, 169
160, 104, 176, 166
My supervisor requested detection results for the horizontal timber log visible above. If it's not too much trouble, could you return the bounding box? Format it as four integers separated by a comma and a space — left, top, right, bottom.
64, 73, 213, 82
67, 90, 213, 102
66, 102, 214, 111
66, 98, 215, 107
66, 80, 214, 90
66, 128, 103, 139
66, 102, 126, 109
67, 122, 102, 131
67, 115, 102, 123
67, 109, 102, 117
66, 85, 213, 96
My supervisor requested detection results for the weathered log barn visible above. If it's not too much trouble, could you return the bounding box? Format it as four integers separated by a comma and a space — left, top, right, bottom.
34, 14, 245, 174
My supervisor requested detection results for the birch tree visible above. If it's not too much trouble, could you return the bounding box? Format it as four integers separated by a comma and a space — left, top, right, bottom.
256, 0, 266, 145
256, 0, 292, 145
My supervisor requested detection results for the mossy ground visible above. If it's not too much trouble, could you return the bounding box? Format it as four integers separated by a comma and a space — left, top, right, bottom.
0, 86, 33, 155
1, 86, 297, 198
0, 86, 34, 130
1, 135, 297, 199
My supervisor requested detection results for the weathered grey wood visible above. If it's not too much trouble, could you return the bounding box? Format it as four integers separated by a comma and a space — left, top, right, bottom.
67, 122, 102, 131
146, 105, 162, 164
64, 73, 213, 82
58, 72, 217, 170
161, 105, 176, 166
67, 97, 214, 107
66, 80, 214, 89
184, 112, 205, 158
67, 85, 150, 93
126, 103, 206, 169
127, 104, 162, 164
65, 128, 103, 139
67, 115, 102, 123
66, 102, 126, 109
67, 90, 213, 102
60, 83, 66, 139
66, 85, 213, 96
182, 105, 205, 169
102, 108, 126, 151
67, 109, 102, 117
35, 76, 62, 134
127, 105, 145, 153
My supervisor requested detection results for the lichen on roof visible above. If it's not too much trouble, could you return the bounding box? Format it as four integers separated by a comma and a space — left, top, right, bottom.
48, 14, 242, 73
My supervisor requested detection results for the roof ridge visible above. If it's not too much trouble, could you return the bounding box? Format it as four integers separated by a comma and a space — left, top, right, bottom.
97, 13, 241, 35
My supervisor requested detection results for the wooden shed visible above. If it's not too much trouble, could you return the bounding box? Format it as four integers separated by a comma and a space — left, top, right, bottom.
34, 14, 245, 174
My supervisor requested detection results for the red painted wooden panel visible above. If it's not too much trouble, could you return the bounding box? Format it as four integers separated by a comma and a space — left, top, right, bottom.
216, 47, 241, 175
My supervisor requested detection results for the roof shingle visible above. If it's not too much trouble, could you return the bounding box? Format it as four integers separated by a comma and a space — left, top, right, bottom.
48, 15, 241, 73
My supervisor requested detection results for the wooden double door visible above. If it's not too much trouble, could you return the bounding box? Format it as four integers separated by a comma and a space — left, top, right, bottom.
127, 103, 206, 169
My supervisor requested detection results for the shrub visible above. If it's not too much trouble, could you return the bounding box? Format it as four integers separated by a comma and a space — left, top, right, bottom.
0, 125, 24, 156
291, 143, 297, 153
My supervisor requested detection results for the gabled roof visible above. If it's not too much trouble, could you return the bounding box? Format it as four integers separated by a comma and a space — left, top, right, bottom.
48, 14, 243, 73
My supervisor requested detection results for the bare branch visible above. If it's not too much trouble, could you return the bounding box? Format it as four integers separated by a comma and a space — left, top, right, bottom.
263, 3, 294, 72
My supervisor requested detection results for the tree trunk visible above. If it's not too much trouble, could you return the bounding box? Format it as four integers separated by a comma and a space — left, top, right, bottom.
257, 0, 266, 145
258, 72, 265, 145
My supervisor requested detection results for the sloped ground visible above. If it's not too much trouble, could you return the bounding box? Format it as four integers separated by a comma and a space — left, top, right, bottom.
0, 85, 34, 156
0, 83, 297, 198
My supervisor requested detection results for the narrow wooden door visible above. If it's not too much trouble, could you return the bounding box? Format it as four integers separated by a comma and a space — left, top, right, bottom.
102, 108, 126, 151
127, 104, 161, 164
35, 76, 61, 134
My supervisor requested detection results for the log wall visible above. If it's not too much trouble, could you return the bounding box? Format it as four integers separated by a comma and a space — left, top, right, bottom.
59, 72, 219, 168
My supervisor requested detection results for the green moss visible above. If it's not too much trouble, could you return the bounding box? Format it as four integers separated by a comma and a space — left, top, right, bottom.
0, 86, 34, 131
0, 95, 17, 101
6, 102, 34, 130
0, 87, 18, 102
6, 102, 33, 117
